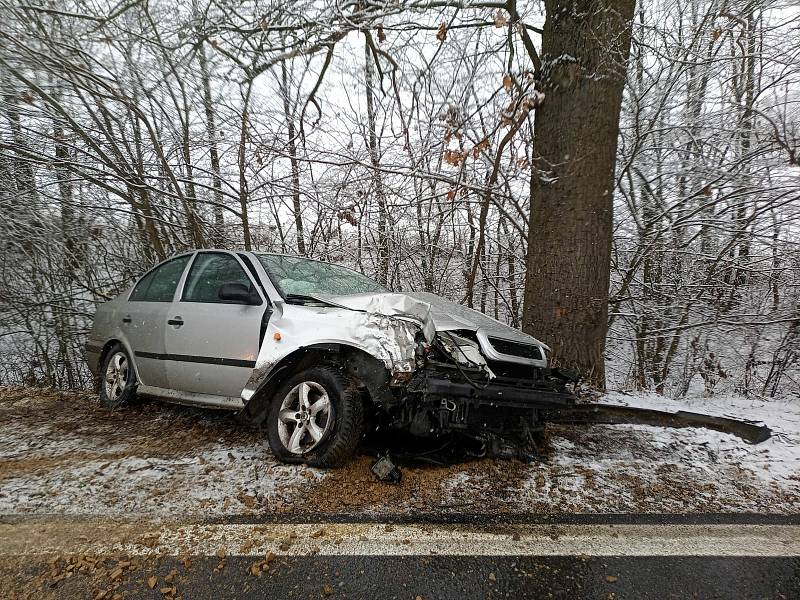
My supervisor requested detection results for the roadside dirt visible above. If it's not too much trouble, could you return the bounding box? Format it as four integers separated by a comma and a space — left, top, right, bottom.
1, 386, 798, 519
294, 454, 532, 514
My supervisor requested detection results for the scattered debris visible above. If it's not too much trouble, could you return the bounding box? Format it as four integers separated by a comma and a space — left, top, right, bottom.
370, 453, 402, 483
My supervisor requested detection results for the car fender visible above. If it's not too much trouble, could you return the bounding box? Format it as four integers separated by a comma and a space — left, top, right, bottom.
239, 303, 424, 411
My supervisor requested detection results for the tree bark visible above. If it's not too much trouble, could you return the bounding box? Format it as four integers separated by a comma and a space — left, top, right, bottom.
238, 82, 253, 250
196, 7, 225, 247
280, 61, 306, 255
364, 39, 389, 285
523, 0, 636, 389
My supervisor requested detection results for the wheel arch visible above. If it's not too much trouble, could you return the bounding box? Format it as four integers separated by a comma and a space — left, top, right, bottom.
239, 343, 393, 426
97, 338, 141, 382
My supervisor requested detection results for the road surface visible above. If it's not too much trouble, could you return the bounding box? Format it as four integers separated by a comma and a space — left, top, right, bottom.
3, 513, 798, 599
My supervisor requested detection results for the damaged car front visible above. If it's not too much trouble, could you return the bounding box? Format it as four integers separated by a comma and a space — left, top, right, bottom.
319, 292, 577, 460
239, 254, 575, 465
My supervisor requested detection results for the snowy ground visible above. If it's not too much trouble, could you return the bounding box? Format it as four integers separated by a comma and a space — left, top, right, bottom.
0, 386, 797, 518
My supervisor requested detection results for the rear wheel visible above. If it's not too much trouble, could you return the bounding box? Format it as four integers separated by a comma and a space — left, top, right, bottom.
266, 366, 363, 467
99, 343, 137, 409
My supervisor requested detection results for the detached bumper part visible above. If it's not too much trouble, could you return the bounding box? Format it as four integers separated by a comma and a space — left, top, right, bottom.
542, 404, 772, 445
371, 453, 402, 483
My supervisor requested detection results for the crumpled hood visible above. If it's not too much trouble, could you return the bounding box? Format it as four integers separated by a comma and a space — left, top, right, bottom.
313, 291, 548, 350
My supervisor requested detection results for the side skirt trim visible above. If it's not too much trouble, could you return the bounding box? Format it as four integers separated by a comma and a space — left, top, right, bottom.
136, 384, 244, 409
134, 351, 255, 368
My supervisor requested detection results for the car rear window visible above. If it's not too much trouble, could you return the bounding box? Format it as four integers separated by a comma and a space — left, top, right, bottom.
129, 256, 191, 302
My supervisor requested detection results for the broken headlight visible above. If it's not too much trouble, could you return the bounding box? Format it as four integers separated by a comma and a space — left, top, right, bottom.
437, 332, 496, 379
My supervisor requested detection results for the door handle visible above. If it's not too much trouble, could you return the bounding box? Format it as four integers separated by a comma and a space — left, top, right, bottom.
167, 317, 184, 327
122, 315, 132, 324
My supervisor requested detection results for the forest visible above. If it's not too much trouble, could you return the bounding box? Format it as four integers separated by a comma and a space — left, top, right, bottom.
0, 0, 797, 398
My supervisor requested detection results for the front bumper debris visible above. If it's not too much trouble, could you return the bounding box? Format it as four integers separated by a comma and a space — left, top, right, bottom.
379, 365, 771, 464
541, 404, 772, 445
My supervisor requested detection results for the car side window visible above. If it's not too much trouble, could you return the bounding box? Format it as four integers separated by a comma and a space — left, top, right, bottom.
182, 253, 253, 303
129, 256, 191, 302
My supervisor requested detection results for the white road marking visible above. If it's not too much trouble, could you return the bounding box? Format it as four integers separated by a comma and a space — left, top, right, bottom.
2, 522, 800, 557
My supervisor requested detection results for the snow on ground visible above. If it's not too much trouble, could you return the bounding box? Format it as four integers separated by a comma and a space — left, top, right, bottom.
0, 386, 797, 518
0, 388, 322, 517
503, 391, 800, 514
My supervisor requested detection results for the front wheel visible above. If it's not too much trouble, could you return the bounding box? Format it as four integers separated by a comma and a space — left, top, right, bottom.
98, 343, 137, 409
266, 366, 363, 467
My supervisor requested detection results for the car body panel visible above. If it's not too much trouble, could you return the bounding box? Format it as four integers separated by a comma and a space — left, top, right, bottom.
310, 290, 549, 368
240, 301, 425, 403
123, 298, 173, 388
163, 251, 267, 398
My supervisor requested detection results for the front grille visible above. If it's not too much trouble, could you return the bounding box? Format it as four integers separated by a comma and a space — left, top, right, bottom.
487, 336, 542, 360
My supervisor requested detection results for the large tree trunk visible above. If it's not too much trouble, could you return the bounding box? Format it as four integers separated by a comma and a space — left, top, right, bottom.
523, 0, 636, 389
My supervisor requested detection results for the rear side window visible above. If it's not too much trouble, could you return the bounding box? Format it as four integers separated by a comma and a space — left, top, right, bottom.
183, 253, 253, 303
129, 256, 191, 302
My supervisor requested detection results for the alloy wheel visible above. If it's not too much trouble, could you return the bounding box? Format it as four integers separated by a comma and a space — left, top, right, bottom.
277, 381, 333, 454
104, 351, 129, 402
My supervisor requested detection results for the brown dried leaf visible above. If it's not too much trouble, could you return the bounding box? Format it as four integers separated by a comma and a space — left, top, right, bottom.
472, 138, 490, 158
148, 576, 158, 589
443, 149, 464, 167
503, 74, 513, 92
377, 24, 386, 43
260, 17, 269, 32
494, 10, 508, 28
436, 22, 447, 43
237, 491, 257, 508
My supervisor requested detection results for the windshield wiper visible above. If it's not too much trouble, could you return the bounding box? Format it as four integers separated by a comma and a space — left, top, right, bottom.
283, 293, 333, 306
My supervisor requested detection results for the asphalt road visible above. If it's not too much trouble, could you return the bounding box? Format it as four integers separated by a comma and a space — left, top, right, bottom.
3, 513, 799, 599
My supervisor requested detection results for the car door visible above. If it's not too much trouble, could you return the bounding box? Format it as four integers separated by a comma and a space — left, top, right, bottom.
164, 251, 266, 401
123, 254, 193, 389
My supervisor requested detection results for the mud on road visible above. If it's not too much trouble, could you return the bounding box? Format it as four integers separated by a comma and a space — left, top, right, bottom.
1, 386, 798, 518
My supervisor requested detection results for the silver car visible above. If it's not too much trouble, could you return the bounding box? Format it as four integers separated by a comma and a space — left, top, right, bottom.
87, 250, 573, 466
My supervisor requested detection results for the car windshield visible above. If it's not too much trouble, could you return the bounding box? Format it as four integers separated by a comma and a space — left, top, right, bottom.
256, 254, 388, 297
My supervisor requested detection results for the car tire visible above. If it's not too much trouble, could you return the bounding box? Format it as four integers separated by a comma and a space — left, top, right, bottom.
266, 366, 364, 467
98, 343, 137, 409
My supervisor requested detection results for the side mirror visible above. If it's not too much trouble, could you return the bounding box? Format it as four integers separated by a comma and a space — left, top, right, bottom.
218, 282, 260, 305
